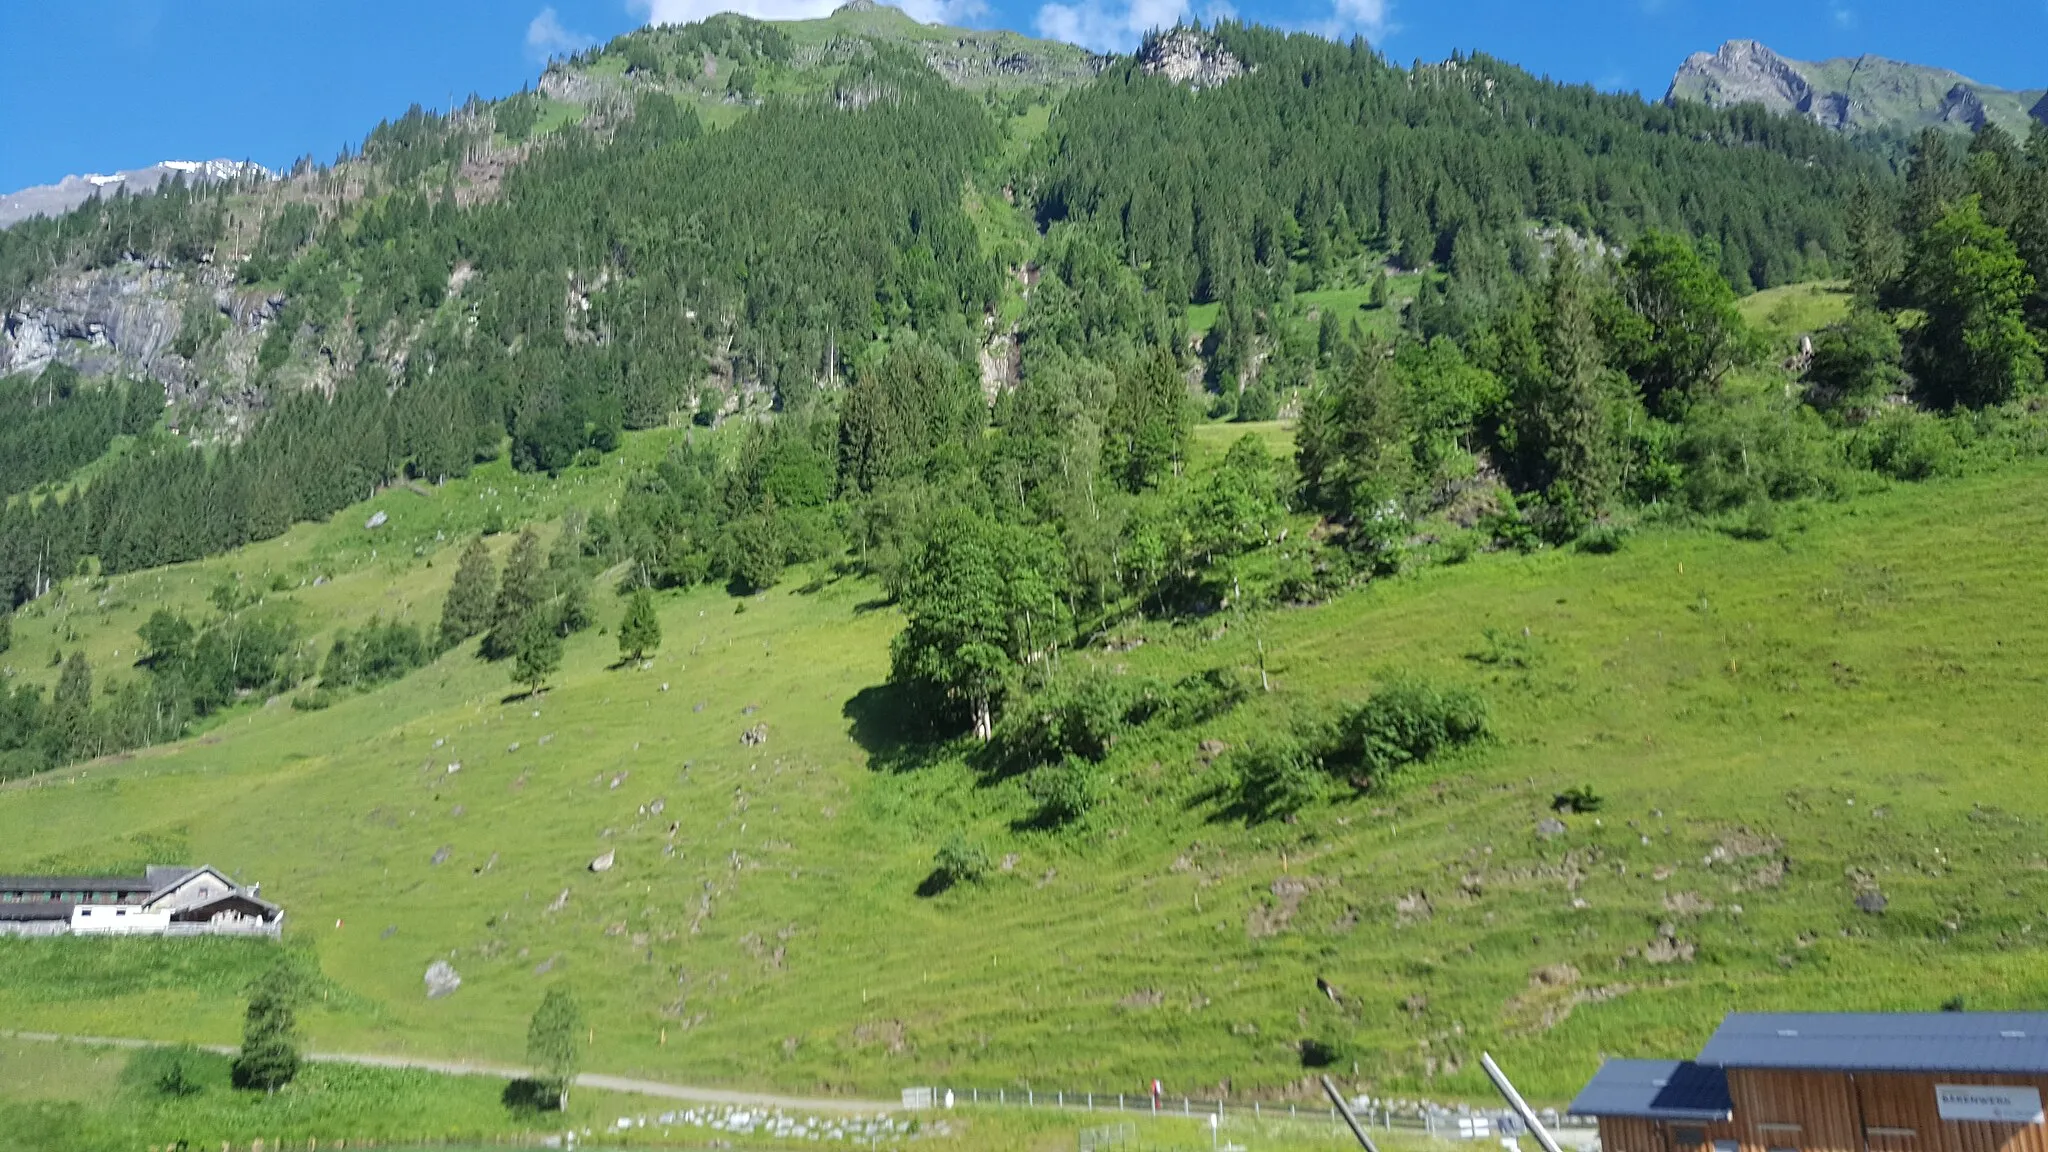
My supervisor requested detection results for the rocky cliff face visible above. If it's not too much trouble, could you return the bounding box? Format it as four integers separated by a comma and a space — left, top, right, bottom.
1138, 29, 1246, 91
2, 262, 302, 431
1668, 39, 2044, 135
1668, 40, 1821, 123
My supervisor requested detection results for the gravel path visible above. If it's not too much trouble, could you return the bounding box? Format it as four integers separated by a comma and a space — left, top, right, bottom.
0, 1029, 896, 1114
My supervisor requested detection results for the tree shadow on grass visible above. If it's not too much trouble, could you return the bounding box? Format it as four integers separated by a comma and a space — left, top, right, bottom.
1185, 776, 1293, 828
914, 869, 957, 898
503, 1078, 562, 1114
843, 681, 950, 774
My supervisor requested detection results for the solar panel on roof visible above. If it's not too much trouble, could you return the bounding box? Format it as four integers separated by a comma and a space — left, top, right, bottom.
1570, 1060, 1733, 1121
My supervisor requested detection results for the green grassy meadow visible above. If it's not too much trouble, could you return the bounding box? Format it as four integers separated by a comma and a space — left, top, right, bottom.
1185, 276, 1427, 344
1737, 279, 1853, 346
7, 415, 2048, 1107
0, 1036, 645, 1150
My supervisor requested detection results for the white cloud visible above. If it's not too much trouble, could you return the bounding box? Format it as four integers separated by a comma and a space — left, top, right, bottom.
1034, 0, 1190, 53
1293, 0, 1397, 47
1330, 0, 1391, 37
1829, 1, 1857, 27
527, 8, 596, 61
633, 0, 985, 25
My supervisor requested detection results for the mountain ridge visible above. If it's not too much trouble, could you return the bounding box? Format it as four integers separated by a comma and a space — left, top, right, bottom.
1668, 39, 2046, 135
0, 160, 271, 229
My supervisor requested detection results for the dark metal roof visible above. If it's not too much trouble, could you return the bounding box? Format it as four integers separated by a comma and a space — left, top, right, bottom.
1700, 1013, 2048, 1073
0, 904, 76, 921
1571, 1060, 1733, 1121
0, 876, 155, 892
172, 890, 282, 920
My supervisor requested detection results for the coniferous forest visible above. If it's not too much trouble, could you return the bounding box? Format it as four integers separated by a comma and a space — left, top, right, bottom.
2, 17, 2047, 778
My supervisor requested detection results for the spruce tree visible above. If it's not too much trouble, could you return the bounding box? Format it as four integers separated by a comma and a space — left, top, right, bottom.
1907, 195, 2043, 409
1845, 182, 1905, 304
514, 612, 563, 696
527, 987, 584, 1111
1536, 255, 1620, 515
618, 587, 662, 662
233, 960, 303, 1094
0, 611, 10, 656
48, 651, 93, 762
1295, 342, 1412, 524
437, 535, 497, 650
483, 529, 547, 661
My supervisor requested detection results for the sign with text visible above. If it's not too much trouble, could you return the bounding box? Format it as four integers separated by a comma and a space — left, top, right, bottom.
1936, 1085, 2045, 1124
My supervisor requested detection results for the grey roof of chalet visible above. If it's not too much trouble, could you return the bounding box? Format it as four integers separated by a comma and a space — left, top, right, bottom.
178, 888, 282, 917
1699, 1013, 2048, 1073
0, 875, 158, 892
1570, 1060, 1732, 1121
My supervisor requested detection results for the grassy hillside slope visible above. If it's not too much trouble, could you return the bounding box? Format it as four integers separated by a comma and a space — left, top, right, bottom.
5, 424, 2048, 1103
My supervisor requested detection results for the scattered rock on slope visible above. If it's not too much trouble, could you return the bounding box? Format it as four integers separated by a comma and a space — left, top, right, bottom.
424, 960, 462, 999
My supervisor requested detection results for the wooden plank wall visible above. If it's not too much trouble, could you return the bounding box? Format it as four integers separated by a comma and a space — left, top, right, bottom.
1599, 1114, 1742, 1152
1720, 1071, 2048, 1152
1857, 1074, 2048, 1152
1730, 1070, 1865, 1152
1601, 1116, 1666, 1152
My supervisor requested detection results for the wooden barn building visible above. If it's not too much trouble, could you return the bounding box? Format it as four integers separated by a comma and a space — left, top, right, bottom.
1573, 1014, 2048, 1152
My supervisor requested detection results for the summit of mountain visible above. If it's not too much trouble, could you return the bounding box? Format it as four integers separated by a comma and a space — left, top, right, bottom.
0, 159, 271, 229
1668, 39, 2046, 135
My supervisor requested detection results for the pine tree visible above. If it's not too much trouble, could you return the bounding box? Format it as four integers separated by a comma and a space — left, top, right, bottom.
1536, 256, 1620, 514
232, 960, 303, 1093
527, 987, 584, 1111
437, 535, 497, 650
0, 611, 11, 656
1907, 195, 2043, 410
48, 650, 93, 761
483, 529, 547, 661
1295, 342, 1413, 524
1845, 182, 1905, 304
513, 612, 563, 696
618, 587, 661, 662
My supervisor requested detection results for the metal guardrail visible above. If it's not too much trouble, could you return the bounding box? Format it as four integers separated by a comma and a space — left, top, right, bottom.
898, 1083, 1596, 1140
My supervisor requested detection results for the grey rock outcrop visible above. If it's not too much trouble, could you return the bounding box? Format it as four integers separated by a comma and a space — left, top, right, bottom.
1667, 40, 1821, 123
1138, 29, 1246, 91
2, 261, 311, 433
3, 267, 192, 387
1936, 83, 1988, 130
424, 959, 463, 998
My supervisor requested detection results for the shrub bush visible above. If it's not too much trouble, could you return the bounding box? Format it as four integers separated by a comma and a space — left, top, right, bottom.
322, 617, 430, 691
1677, 393, 1843, 513
1024, 755, 1104, 827
931, 834, 992, 889
1230, 736, 1327, 822
1850, 407, 1963, 482
990, 667, 1248, 777
1327, 677, 1489, 781
1553, 784, 1604, 813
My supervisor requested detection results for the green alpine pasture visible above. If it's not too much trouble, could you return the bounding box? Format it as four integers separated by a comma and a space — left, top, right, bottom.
6, 418, 2048, 1104
0, 1036, 647, 1151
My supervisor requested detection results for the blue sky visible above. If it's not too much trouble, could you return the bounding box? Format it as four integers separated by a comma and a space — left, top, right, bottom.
2, 0, 2043, 192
